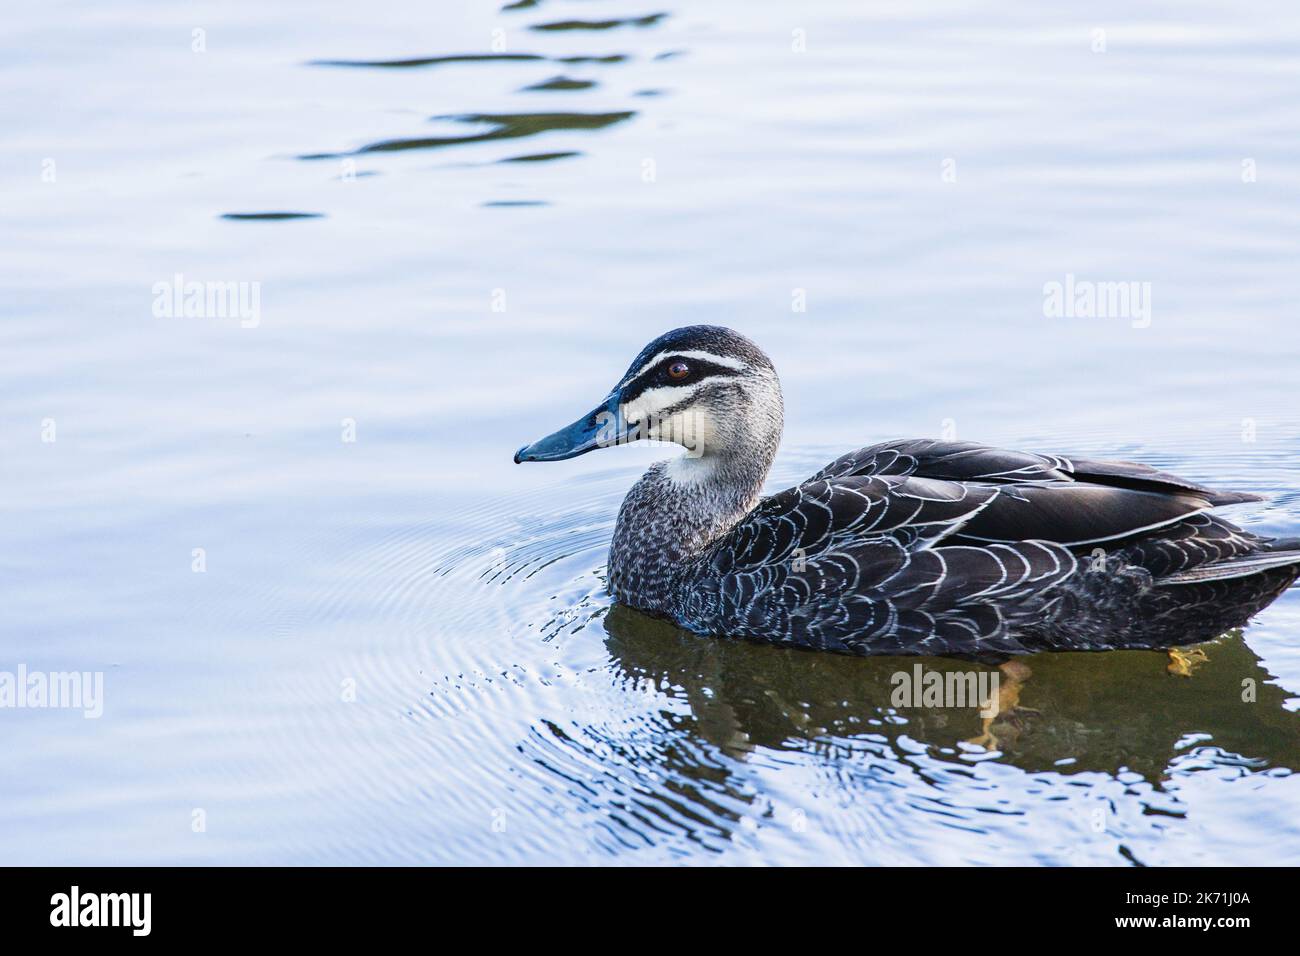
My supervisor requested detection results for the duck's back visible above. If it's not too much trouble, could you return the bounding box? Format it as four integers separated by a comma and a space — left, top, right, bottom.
667, 440, 1300, 655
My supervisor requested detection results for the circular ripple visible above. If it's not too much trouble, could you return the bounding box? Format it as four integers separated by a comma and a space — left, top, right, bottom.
237, 443, 1300, 864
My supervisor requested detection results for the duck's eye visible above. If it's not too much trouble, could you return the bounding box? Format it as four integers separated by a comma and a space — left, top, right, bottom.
668, 361, 691, 380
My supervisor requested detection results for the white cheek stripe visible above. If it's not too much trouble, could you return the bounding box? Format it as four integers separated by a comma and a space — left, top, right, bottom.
620, 383, 702, 422
619, 349, 748, 388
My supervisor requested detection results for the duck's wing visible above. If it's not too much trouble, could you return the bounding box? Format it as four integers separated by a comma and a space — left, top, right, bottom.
681, 474, 1078, 654
808, 439, 1262, 548
811, 438, 1261, 506
683, 441, 1263, 654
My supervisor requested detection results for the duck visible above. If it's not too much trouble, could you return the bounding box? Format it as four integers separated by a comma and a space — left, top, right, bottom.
514, 325, 1300, 656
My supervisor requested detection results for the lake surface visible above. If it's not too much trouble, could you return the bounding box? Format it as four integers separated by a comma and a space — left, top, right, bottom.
3, 0, 1299, 864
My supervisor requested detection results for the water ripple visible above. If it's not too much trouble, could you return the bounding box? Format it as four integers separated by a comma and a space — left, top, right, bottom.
261, 446, 1300, 864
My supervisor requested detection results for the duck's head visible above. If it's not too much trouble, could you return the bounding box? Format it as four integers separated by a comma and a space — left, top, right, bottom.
514, 325, 784, 467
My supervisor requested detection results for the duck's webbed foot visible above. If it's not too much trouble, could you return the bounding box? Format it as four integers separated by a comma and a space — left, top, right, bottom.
965, 659, 1036, 751
1167, 646, 1209, 678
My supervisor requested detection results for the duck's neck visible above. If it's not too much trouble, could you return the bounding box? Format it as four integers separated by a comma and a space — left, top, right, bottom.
608, 445, 776, 615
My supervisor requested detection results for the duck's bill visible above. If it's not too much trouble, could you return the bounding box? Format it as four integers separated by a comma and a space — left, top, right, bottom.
513, 392, 631, 463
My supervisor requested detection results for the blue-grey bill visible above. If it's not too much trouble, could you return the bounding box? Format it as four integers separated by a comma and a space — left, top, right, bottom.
514, 392, 626, 463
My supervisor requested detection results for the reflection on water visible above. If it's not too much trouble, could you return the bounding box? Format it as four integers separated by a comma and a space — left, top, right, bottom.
602, 607, 1300, 782
301, 112, 636, 159
521, 77, 598, 92
530, 13, 668, 33
310, 53, 630, 68
4, 0, 1300, 865
220, 211, 326, 221
498, 151, 582, 163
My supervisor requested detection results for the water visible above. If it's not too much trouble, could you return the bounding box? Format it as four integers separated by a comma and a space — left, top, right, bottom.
3, 0, 1300, 864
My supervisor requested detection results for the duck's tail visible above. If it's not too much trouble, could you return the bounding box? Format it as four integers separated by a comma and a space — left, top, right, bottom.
1157, 538, 1300, 586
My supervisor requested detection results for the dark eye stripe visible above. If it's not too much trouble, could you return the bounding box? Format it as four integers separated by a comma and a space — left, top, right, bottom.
621, 356, 742, 404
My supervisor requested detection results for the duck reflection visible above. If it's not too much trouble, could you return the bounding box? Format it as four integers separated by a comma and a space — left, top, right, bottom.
602, 602, 1300, 781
